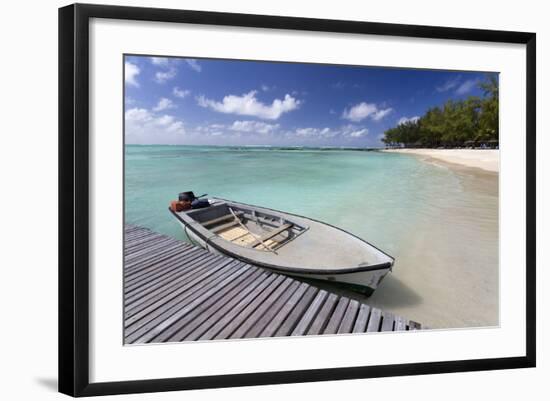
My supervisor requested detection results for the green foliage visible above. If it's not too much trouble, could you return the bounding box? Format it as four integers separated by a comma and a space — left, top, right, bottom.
382, 74, 499, 147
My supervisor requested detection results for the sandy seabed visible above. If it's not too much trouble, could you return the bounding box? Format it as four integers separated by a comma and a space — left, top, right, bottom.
309, 149, 499, 330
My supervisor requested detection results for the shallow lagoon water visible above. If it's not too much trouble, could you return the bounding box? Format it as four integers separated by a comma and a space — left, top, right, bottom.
125, 145, 498, 329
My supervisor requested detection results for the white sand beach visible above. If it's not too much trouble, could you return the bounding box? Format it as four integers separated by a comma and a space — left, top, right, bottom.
382, 149, 499, 173
307, 149, 499, 329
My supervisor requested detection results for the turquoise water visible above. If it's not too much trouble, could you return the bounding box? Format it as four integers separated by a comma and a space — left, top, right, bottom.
125, 145, 498, 328
126, 145, 456, 254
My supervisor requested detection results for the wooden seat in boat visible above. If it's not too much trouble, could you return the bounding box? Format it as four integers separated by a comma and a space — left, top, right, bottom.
202, 211, 244, 227
250, 223, 293, 248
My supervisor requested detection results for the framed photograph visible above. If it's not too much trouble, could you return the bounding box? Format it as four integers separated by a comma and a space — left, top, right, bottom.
59, 3, 536, 397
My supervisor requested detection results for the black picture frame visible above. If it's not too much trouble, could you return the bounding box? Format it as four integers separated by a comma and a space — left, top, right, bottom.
58, 3, 536, 397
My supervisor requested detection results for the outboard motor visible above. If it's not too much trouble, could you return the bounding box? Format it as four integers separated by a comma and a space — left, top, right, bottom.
177, 191, 210, 209
191, 198, 210, 209
178, 191, 196, 202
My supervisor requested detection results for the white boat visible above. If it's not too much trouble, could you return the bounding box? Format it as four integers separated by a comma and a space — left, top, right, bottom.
169, 196, 394, 296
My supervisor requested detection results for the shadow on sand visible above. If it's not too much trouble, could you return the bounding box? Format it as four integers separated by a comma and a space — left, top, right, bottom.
297, 274, 422, 310
366, 275, 423, 309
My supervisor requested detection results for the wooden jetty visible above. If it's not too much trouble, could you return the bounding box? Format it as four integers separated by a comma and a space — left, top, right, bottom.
124, 224, 421, 344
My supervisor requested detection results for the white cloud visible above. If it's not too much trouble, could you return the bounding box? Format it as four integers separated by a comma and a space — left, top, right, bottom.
342, 102, 392, 122
261, 84, 270, 91
349, 128, 369, 137
155, 115, 175, 125
185, 59, 202, 72
456, 79, 478, 95
436, 76, 461, 92
197, 90, 301, 120
125, 107, 185, 143
125, 108, 152, 123
372, 108, 393, 121
295, 127, 333, 137
397, 116, 420, 125
155, 68, 177, 83
230, 120, 280, 135
150, 57, 170, 66
340, 125, 369, 138
153, 98, 176, 112
289, 125, 368, 139
193, 123, 228, 137
125, 62, 140, 87
173, 87, 191, 98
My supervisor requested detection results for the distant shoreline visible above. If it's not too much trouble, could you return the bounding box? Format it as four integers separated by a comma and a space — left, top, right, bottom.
381, 148, 499, 173
125, 143, 382, 151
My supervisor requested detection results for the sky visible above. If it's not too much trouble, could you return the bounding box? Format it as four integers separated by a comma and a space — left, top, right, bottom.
124, 55, 492, 147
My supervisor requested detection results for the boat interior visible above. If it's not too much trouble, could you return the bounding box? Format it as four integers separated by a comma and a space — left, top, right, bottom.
186, 203, 307, 251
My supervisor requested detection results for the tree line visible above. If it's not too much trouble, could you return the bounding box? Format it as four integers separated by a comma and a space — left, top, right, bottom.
382, 74, 498, 148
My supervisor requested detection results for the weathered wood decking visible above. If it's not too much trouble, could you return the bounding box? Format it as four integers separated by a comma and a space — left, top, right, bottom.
124, 224, 421, 344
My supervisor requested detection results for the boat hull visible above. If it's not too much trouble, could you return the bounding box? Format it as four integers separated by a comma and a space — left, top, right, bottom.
179, 220, 389, 296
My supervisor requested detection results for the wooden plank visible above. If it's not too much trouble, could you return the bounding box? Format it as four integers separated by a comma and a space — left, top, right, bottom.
202, 211, 243, 227
124, 247, 208, 287
306, 293, 339, 335
125, 226, 147, 234
124, 224, 142, 232
394, 315, 407, 331
214, 275, 287, 340
124, 235, 181, 255
408, 320, 421, 330
124, 248, 201, 283
125, 227, 156, 238
124, 259, 238, 330
124, 250, 211, 290
274, 286, 318, 337
125, 246, 193, 275
124, 248, 200, 279
291, 290, 328, 336
125, 244, 189, 270
125, 248, 213, 288
381, 311, 395, 332
124, 248, 213, 289
249, 224, 293, 248
324, 297, 350, 335
337, 299, 360, 334
124, 235, 175, 252
171, 268, 265, 342
124, 248, 188, 277
129, 263, 250, 343
183, 271, 271, 341
122, 225, 422, 343
151, 267, 260, 343
197, 273, 278, 341
218, 226, 248, 242
211, 219, 240, 234
125, 257, 235, 320
131, 264, 250, 344
244, 280, 301, 339
259, 282, 310, 338
352, 303, 371, 333
124, 254, 224, 312
124, 233, 166, 249
230, 277, 295, 339
125, 232, 155, 242
125, 238, 180, 260
366, 308, 382, 332
124, 241, 190, 262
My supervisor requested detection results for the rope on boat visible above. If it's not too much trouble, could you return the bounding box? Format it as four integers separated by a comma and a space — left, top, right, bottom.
228, 207, 277, 255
